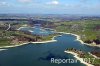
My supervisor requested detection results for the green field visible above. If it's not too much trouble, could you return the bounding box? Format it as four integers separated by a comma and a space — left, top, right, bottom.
54, 19, 100, 44
0, 19, 100, 46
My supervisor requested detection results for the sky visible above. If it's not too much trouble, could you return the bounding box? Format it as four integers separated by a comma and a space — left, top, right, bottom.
0, 0, 100, 15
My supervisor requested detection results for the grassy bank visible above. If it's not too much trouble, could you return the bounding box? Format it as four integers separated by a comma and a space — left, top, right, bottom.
54, 19, 100, 45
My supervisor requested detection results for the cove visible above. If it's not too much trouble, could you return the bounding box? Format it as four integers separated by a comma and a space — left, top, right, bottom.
0, 34, 99, 66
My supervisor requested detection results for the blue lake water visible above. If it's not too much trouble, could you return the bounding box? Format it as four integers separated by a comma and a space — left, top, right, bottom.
19, 26, 55, 36
0, 34, 100, 66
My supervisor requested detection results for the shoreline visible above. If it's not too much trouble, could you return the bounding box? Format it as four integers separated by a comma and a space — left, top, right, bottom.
64, 51, 94, 66
88, 52, 100, 59
17, 26, 100, 47
17, 26, 29, 30
0, 32, 100, 50
0, 36, 57, 49
57, 32, 100, 48
0, 49, 7, 51
57, 32, 85, 44
0, 31, 99, 65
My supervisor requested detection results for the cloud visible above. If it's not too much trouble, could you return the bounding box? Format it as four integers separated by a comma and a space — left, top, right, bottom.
0, 2, 10, 7
18, 0, 32, 3
46, 0, 59, 5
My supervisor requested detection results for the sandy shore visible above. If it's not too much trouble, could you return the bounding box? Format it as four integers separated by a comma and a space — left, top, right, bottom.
17, 26, 100, 47
0, 31, 99, 50
0, 49, 7, 51
57, 32, 100, 47
0, 42, 30, 49
57, 32, 86, 44
88, 52, 100, 59
64, 51, 94, 66
0, 27, 58, 50
17, 27, 25, 30
17, 26, 31, 30
30, 35, 57, 43
0, 36, 57, 49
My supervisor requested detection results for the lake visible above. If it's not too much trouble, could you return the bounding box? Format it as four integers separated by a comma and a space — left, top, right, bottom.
0, 34, 100, 66
19, 26, 55, 36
